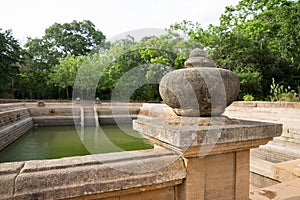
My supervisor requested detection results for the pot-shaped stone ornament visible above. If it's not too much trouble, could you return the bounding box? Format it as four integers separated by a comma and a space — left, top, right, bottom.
159, 48, 240, 117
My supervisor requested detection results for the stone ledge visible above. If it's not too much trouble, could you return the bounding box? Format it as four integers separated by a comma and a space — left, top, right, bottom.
273, 159, 300, 182
250, 179, 300, 200
0, 118, 33, 150
250, 156, 275, 180
0, 162, 25, 199
231, 101, 300, 109
0, 148, 186, 200
133, 115, 282, 149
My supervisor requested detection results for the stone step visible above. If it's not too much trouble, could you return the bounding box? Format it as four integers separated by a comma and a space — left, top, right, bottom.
273, 136, 300, 144
252, 143, 300, 163
264, 140, 300, 154
281, 128, 300, 138
83, 107, 97, 126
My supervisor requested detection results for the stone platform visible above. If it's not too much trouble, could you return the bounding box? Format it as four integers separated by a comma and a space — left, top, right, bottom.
225, 101, 300, 189
133, 103, 282, 200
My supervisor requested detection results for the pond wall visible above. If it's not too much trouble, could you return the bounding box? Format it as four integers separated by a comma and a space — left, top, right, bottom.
0, 102, 141, 151
0, 101, 298, 199
1, 148, 186, 200
0, 103, 33, 151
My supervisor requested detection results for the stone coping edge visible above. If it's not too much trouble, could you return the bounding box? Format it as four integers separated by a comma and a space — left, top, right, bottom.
231, 101, 300, 109
0, 148, 186, 200
133, 116, 282, 148
0, 117, 33, 134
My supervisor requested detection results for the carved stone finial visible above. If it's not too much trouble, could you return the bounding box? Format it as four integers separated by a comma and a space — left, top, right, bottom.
184, 48, 215, 68
159, 48, 240, 117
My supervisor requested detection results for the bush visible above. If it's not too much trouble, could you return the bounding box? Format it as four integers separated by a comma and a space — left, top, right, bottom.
234, 70, 263, 100
279, 92, 300, 102
269, 78, 300, 102
243, 94, 255, 101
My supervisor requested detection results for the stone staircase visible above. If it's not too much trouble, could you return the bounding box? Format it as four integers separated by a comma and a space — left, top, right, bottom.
0, 103, 33, 151
252, 128, 300, 163
82, 106, 99, 127
225, 102, 300, 163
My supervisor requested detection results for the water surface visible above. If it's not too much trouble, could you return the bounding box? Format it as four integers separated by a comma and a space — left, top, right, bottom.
0, 125, 153, 163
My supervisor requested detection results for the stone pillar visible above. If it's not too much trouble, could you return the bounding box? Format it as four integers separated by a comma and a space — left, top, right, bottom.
133, 104, 282, 200
133, 48, 282, 200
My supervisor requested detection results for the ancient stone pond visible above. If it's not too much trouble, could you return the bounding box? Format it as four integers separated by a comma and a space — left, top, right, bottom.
0, 125, 153, 163
0, 48, 299, 199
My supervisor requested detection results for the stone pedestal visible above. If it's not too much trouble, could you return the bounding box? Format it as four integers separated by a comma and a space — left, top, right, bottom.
133, 103, 282, 200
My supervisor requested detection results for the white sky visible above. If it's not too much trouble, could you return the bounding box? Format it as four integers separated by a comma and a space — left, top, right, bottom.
0, 0, 240, 44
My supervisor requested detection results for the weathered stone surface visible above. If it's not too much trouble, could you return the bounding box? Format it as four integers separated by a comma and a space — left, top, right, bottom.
293, 164, 300, 177
225, 101, 300, 189
159, 48, 240, 117
177, 151, 250, 200
0, 162, 25, 200
273, 159, 300, 182
9, 148, 186, 200
235, 150, 250, 199
0, 117, 33, 151
121, 187, 175, 200
133, 103, 282, 199
133, 104, 282, 150
250, 156, 277, 188
250, 179, 300, 200
250, 172, 280, 189
184, 48, 215, 68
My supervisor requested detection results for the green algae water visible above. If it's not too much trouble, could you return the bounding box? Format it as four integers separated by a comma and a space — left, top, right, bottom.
0, 125, 153, 163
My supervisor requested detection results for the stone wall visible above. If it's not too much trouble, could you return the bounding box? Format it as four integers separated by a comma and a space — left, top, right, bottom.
0, 102, 186, 200
0, 101, 291, 199
0, 102, 142, 152
25, 102, 80, 126
225, 101, 300, 188
25, 102, 142, 126
1, 148, 186, 200
0, 104, 33, 151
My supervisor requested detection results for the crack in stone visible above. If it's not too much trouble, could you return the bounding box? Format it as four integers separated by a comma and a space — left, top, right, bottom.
13, 162, 25, 198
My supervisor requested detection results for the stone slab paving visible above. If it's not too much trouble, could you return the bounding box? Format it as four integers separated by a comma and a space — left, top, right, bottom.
250, 179, 300, 200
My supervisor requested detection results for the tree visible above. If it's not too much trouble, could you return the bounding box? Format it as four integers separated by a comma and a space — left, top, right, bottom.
49, 55, 86, 99
216, 0, 300, 96
44, 20, 106, 57
0, 29, 23, 98
18, 20, 106, 99
94, 34, 197, 101
169, 0, 300, 99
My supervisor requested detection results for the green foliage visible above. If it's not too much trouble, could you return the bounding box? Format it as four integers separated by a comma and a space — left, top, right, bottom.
269, 78, 299, 102
14, 20, 106, 99
4, 1, 300, 101
44, 20, 105, 57
0, 29, 23, 98
269, 78, 284, 101
93, 34, 197, 101
73, 53, 105, 99
243, 94, 255, 101
279, 92, 300, 102
234, 70, 263, 100
49, 55, 86, 98
169, 0, 300, 100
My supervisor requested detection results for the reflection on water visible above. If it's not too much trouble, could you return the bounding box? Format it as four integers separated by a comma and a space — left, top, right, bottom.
0, 125, 153, 163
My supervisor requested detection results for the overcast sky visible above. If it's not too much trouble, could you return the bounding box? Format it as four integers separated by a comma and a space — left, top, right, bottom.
1, 0, 240, 43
